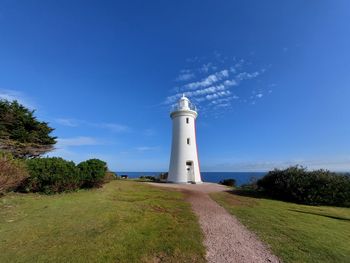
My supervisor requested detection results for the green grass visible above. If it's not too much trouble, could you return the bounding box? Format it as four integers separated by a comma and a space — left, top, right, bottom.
211, 191, 350, 263
0, 180, 205, 263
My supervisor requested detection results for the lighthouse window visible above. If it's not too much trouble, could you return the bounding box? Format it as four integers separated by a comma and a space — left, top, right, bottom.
186, 118, 189, 124
187, 138, 190, 145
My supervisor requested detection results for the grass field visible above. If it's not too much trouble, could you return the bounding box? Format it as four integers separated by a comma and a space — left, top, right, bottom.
0, 180, 205, 263
211, 191, 350, 263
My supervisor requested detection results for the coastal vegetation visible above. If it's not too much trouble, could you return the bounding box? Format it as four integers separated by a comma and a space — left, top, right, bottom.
0, 152, 28, 195
0, 100, 56, 158
211, 191, 350, 263
0, 180, 206, 263
257, 166, 350, 207
22, 157, 110, 194
0, 99, 113, 195
219, 178, 236, 187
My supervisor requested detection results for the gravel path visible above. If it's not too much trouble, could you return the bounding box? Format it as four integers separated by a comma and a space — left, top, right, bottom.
149, 183, 280, 263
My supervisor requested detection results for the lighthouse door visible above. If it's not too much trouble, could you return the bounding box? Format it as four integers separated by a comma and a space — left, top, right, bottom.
186, 161, 194, 183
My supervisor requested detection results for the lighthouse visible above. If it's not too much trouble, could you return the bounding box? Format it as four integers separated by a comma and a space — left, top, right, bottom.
168, 95, 202, 184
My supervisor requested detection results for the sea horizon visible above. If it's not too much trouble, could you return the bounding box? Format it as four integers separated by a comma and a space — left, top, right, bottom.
115, 171, 267, 186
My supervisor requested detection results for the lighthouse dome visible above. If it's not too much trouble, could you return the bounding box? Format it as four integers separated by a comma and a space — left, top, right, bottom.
171, 94, 197, 114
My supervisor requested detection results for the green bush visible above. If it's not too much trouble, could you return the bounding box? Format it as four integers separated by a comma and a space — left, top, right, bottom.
23, 157, 80, 194
219, 178, 236, 187
257, 166, 350, 206
77, 159, 107, 188
0, 152, 28, 194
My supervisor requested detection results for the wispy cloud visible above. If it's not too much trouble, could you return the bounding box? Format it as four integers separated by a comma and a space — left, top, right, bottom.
135, 146, 159, 152
202, 156, 350, 172
144, 128, 156, 136
236, 71, 260, 81
185, 69, 229, 90
56, 136, 101, 147
0, 89, 36, 109
176, 69, 195, 81
55, 118, 130, 133
100, 123, 130, 132
55, 118, 80, 127
163, 53, 269, 115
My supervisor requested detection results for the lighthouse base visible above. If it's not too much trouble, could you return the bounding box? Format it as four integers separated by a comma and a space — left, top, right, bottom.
166, 180, 203, 184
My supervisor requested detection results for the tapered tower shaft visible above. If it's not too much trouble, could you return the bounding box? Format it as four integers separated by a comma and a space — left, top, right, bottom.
168, 95, 202, 184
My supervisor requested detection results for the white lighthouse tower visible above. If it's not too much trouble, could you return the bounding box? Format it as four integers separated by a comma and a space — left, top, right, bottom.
168, 95, 202, 184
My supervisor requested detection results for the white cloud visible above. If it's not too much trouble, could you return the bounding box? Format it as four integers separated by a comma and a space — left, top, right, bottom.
176, 73, 195, 81
187, 84, 226, 97
236, 71, 260, 81
56, 136, 101, 147
185, 69, 229, 90
202, 157, 350, 172
55, 118, 130, 133
205, 90, 231, 100
164, 55, 268, 116
223, 79, 238, 87
55, 118, 80, 127
135, 146, 159, 152
0, 89, 36, 109
210, 96, 237, 105
101, 123, 130, 133
214, 103, 231, 108
176, 69, 195, 81
200, 62, 217, 73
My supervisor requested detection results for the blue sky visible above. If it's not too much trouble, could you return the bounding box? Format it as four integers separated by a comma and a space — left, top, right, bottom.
1, 0, 350, 172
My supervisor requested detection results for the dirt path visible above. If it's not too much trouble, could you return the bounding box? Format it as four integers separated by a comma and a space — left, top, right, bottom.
149, 183, 280, 263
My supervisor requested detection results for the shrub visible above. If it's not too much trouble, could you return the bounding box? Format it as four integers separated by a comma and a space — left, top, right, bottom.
23, 157, 80, 194
77, 159, 107, 188
219, 178, 236, 187
139, 175, 157, 181
104, 171, 117, 183
159, 172, 168, 181
257, 166, 350, 206
0, 152, 28, 194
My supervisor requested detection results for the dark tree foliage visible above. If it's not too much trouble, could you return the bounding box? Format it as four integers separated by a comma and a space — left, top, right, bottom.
257, 166, 350, 207
77, 159, 107, 188
0, 100, 56, 158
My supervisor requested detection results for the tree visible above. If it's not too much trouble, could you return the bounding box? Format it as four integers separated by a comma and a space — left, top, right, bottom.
0, 100, 56, 158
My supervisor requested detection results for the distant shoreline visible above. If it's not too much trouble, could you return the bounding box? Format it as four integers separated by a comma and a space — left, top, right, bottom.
115, 171, 267, 186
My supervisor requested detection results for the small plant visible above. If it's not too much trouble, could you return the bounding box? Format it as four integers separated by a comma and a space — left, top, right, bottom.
0, 152, 28, 194
219, 178, 236, 187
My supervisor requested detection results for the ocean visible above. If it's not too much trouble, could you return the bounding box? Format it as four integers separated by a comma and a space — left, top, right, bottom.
115, 171, 267, 186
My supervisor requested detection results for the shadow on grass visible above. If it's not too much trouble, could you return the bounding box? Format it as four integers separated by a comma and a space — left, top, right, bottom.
288, 209, 350, 221
225, 189, 350, 210
224, 188, 308, 206
225, 188, 273, 199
